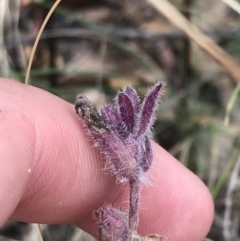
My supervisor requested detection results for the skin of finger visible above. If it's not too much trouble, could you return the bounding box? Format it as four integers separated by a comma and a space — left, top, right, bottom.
0, 107, 34, 225
0, 79, 213, 241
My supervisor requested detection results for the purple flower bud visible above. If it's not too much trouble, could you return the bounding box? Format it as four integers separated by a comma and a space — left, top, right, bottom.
122, 86, 140, 111
75, 82, 164, 180
95, 205, 130, 241
116, 86, 140, 134
117, 93, 135, 133
134, 82, 164, 138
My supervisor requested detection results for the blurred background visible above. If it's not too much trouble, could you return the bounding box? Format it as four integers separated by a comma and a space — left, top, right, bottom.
1, 0, 240, 240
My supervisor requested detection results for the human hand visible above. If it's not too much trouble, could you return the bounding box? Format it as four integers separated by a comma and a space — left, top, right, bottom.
0, 78, 213, 241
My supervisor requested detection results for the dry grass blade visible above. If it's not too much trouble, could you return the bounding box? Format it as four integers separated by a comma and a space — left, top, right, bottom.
146, 0, 240, 83
221, 0, 240, 15
25, 0, 62, 85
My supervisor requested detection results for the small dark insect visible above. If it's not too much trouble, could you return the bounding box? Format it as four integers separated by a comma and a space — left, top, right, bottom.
75, 94, 110, 130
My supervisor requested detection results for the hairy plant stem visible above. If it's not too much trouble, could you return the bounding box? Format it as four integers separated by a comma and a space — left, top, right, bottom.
129, 179, 140, 231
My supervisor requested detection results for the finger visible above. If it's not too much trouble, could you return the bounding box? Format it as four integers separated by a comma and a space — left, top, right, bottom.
0, 79, 213, 241
0, 78, 120, 225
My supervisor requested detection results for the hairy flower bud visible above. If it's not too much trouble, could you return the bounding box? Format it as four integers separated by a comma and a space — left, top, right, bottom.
134, 82, 164, 138
95, 205, 130, 241
75, 82, 164, 181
